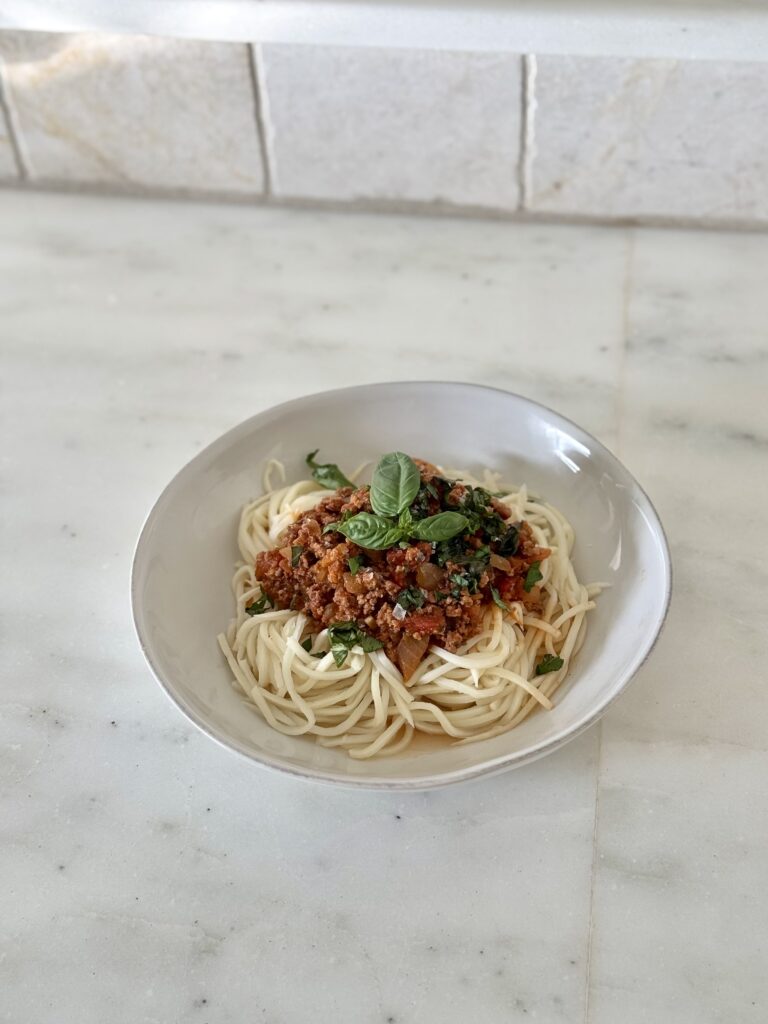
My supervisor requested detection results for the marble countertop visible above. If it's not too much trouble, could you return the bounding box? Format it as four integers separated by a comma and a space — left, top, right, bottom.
3, 189, 767, 1024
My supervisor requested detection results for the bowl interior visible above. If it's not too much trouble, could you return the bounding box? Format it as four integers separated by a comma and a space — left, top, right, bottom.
132, 383, 670, 786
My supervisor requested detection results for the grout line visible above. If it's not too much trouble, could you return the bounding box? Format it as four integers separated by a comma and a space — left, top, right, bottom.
517, 53, 537, 210
615, 231, 636, 459
1, 177, 767, 237
0, 60, 30, 181
583, 231, 634, 1021
582, 720, 603, 1024
248, 42, 273, 198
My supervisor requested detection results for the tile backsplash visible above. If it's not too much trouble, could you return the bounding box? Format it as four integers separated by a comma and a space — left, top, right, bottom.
0, 29, 766, 227
0, 32, 264, 193
260, 45, 521, 209
531, 56, 768, 223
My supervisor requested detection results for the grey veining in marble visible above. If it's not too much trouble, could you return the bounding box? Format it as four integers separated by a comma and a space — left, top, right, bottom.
2, 190, 767, 1023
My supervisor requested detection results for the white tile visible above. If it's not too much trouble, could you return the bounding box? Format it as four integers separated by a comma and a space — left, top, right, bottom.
259, 44, 522, 209
0, 31, 264, 193
530, 56, 768, 223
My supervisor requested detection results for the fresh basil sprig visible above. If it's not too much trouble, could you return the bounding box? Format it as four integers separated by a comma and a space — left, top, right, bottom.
370, 452, 421, 516
327, 621, 383, 667
332, 509, 468, 550
490, 585, 508, 611
306, 450, 353, 490
321, 452, 468, 550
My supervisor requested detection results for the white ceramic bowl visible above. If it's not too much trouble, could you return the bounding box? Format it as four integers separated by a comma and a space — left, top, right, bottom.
132, 382, 671, 789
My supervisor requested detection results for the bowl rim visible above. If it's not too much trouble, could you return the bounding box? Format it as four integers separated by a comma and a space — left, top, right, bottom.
131, 381, 673, 790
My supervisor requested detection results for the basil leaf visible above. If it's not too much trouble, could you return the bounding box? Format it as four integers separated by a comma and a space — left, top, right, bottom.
291, 545, 303, 567
245, 593, 272, 615
535, 654, 563, 675
490, 585, 509, 611
523, 561, 543, 592
300, 637, 313, 652
334, 512, 405, 550
370, 452, 421, 517
306, 449, 353, 490
396, 587, 425, 611
398, 507, 414, 531
410, 511, 469, 542
348, 555, 362, 575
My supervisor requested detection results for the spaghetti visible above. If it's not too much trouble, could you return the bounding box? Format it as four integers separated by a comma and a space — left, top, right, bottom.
218, 458, 599, 759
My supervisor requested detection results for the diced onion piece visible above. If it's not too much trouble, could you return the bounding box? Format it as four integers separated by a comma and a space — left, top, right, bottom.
343, 572, 366, 595
393, 603, 407, 621
397, 633, 429, 680
490, 553, 512, 572
280, 546, 293, 562
416, 562, 444, 590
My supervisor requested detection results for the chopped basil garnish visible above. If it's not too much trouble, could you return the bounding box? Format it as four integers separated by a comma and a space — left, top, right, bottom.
301, 636, 324, 658
536, 654, 563, 675
450, 570, 479, 597
523, 561, 543, 592
496, 524, 520, 557
306, 449, 353, 490
327, 621, 383, 667
370, 452, 421, 517
490, 585, 509, 611
396, 587, 425, 611
245, 593, 272, 615
348, 555, 362, 575
291, 545, 303, 567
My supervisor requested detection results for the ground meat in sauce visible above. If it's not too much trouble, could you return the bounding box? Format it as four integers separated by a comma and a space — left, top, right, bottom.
255, 464, 550, 678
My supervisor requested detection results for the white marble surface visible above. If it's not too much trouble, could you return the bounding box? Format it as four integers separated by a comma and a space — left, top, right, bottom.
2, 190, 767, 1023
